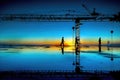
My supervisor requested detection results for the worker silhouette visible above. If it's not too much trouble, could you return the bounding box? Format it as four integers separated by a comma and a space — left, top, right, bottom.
60, 37, 64, 47
60, 37, 64, 54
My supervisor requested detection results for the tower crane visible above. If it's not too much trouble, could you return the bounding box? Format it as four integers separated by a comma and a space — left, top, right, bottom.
82, 4, 100, 17
0, 10, 120, 73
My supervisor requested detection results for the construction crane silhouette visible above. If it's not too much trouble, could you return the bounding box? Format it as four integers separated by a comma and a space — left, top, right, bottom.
82, 4, 100, 17
0, 9, 120, 73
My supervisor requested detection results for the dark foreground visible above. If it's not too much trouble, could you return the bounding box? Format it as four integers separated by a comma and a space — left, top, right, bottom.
0, 70, 120, 80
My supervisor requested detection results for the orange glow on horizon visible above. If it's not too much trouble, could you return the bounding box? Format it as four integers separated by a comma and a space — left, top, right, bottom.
0, 38, 119, 46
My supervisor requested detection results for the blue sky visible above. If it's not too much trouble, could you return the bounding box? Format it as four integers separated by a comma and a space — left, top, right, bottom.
0, 0, 120, 45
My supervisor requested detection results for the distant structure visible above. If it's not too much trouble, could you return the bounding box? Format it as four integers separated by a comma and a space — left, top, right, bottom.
98, 37, 101, 52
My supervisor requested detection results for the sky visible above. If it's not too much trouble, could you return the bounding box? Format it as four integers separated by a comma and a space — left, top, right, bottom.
0, 0, 120, 46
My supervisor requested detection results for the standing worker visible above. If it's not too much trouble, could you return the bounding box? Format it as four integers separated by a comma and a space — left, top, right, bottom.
60, 37, 64, 54
60, 37, 64, 48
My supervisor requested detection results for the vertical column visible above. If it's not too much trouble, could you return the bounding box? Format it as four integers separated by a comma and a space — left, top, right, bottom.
110, 30, 114, 61
75, 18, 81, 73
98, 37, 101, 52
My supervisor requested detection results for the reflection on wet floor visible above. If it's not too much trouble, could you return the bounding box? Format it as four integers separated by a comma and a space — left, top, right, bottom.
0, 46, 120, 71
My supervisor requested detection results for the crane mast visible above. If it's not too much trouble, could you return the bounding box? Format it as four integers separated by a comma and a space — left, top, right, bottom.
75, 18, 81, 73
